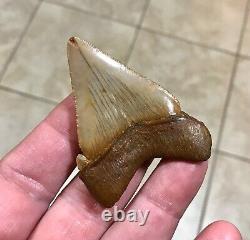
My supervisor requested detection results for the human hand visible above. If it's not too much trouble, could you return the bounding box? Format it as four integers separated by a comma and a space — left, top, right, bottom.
0, 96, 242, 240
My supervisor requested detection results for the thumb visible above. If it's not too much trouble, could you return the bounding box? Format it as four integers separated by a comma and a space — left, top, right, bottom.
195, 220, 242, 240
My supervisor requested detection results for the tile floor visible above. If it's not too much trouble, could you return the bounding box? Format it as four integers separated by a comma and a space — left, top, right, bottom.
0, 0, 249, 239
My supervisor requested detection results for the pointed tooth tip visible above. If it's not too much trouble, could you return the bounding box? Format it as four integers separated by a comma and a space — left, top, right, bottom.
68, 37, 96, 60
68, 37, 92, 49
68, 36, 80, 48
67, 37, 85, 58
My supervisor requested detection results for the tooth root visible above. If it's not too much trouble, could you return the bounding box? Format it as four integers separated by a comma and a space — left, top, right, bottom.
67, 37, 181, 161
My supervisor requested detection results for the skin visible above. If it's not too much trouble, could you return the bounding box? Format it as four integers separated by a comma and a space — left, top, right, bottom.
0, 95, 242, 240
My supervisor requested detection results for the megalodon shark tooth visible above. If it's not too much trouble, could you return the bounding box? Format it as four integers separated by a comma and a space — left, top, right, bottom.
67, 37, 212, 207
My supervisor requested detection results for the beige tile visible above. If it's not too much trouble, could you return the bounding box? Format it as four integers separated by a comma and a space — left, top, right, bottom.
0, 0, 39, 74
48, 0, 147, 25
143, 0, 246, 52
0, 90, 54, 159
128, 30, 234, 144
202, 154, 250, 239
220, 58, 250, 158
241, 10, 250, 56
1, 2, 136, 102
173, 154, 213, 240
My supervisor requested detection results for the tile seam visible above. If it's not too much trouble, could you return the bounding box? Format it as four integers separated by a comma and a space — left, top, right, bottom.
44, 0, 136, 28
0, 85, 57, 106
39, 0, 250, 62
216, 149, 250, 164
197, 0, 250, 232
125, 0, 151, 64
42, 0, 250, 59
0, 0, 43, 83
141, 26, 237, 57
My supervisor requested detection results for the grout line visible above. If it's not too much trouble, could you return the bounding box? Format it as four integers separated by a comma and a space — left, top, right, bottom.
239, 53, 250, 60
216, 149, 250, 164
198, 0, 250, 232
124, 0, 151, 64
141, 27, 237, 57
42, 0, 250, 62
0, 85, 57, 106
0, 0, 43, 83
44, 0, 136, 28
239, 1, 250, 55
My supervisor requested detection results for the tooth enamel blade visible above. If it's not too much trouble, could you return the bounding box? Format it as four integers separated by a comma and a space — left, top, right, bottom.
67, 37, 181, 161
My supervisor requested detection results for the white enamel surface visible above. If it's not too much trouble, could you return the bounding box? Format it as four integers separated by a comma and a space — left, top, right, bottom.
68, 37, 181, 160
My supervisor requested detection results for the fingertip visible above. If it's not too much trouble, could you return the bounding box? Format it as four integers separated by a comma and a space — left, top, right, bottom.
197, 220, 242, 240
213, 220, 242, 239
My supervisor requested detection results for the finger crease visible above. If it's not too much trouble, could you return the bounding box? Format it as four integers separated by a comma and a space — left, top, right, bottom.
0, 162, 54, 203
142, 193, 182, 221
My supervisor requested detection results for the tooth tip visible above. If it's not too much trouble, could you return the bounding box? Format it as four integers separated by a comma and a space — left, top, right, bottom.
68, 37, 86, 49
68, 36, 78, 47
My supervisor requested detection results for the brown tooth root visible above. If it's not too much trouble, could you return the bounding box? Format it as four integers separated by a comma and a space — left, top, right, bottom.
78, 111, 212, 208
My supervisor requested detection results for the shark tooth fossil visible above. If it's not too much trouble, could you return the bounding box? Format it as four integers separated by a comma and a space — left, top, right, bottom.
67, 37, 212, 207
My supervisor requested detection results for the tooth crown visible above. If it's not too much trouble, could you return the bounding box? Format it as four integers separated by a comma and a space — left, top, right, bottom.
68, 37, 181, 161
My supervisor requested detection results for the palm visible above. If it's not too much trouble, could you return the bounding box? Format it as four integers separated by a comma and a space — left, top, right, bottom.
0, 96, 241, 240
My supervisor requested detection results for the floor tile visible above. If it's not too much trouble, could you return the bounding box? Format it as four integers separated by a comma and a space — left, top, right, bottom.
220, 58, 250, 158
1, 2, 136, 102
202, 154, 250, 239
48, 0, 147, 25
142, 0, 246, 52
0, 90, 54, 159
241, 9, 250, 56
0, 0, 39, 75
128, 30, 235, 144
172, 154, 213, 240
